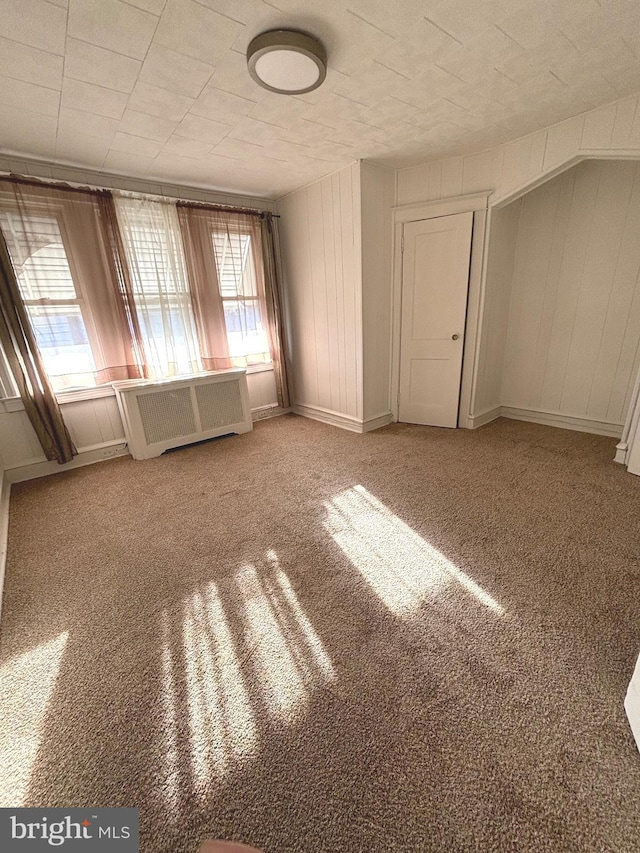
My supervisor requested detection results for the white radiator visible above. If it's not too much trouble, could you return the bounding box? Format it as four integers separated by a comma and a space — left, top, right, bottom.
112, 369, 253, 460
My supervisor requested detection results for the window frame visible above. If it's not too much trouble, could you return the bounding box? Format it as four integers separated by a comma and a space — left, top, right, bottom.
0, 202, 105, 394
116, 200, 204, 379
212, 228, 271, 367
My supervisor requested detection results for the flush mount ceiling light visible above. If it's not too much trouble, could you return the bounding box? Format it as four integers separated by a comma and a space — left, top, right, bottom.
247, 30, 327, 95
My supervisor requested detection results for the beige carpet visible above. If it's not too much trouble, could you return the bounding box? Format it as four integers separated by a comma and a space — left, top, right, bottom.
1, 415, 639, 852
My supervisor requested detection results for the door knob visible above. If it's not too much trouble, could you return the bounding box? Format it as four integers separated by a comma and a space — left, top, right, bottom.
451, 334, 459, 340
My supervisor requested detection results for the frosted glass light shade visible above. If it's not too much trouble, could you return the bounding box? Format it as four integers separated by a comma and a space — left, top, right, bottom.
247, 30, 327, 95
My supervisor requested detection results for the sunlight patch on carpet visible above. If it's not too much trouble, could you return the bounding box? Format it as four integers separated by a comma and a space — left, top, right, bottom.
0, 631, 69, 807
180, 584, 257, 794
235, 551, 335, 721
160, 610, 188, 818
161, 551, 334, 804
324, 485, 503, 616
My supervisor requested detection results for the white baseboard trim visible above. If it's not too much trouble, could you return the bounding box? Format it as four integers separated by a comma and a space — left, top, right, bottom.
5, 440, 130, 485
467, 405, 623, 437
0, 471, 10, 625
615, 440, 628, 464
297, 401, 622, 439
363, 412, 394, 432
467, 407, 502, 429
499, 406, 623, 438
293, 404, 393, 434
251, 404, 289, 422
293, 403, 367, 433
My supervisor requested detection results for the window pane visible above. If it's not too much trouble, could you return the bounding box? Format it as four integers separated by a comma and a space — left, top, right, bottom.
212, 232, 258, 298
116, 199, 202, 378
27, 304, 97, 391
127, 217, 186, 296
136, 297, 200, 375
0, 211, 98, 392
0, 212, 77, 300
223, 300, 270, 363
214, 230, 270, 365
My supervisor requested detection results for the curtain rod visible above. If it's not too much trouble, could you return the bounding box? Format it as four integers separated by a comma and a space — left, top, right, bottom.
0, 173, 110, 197
0, 172, 280, 217
176, 200, 280, 218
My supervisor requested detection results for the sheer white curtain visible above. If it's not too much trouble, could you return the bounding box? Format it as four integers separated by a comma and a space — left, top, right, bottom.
115, 196, 201, 379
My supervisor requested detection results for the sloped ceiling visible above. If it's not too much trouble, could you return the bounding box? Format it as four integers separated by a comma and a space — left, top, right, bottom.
1, 0, 639, 199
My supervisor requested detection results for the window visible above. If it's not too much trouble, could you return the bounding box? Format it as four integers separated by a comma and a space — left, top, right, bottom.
212, 231, 271, 366
115, 199, 201, 379
0, 190, 280, 400
0, 211, 97, 392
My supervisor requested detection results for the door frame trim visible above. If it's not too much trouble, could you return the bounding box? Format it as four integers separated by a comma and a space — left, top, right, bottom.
391, 192, 490, 426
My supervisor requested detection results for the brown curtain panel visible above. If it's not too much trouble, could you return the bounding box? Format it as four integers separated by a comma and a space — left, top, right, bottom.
176, 204, 232, 371
260, 213, 291, 409
177, 203, 292, 408
0, 229, 76, 464
95, 194, 148, 380
0, 178, 145, 387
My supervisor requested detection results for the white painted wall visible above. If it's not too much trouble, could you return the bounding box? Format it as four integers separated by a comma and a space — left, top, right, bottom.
0, 454, 8, 623
498, 160, 640, 433
0, 369, 278, 479
246, 369, 280, 413
0, 395, 125, 473
361, 161, 394, 422
278, 163, 363, 425
396, 93, 640, 209
277, 161, 394, 430
473, 201, 522, 417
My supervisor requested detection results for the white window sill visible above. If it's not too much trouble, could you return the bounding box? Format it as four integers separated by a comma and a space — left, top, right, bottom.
59, 385, 118, 404
0, 385, 116, 412
0, 364, 274, 412
246, 363, 274, 375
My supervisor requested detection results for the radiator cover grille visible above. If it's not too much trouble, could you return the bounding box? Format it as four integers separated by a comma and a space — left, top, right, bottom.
196, 379, 243, 430
138, 387, 196, 445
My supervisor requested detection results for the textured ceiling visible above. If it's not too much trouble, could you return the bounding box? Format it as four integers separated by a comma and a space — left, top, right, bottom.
1, 0, 640, 199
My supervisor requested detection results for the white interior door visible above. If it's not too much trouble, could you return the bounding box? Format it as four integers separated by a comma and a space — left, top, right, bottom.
399, 212, 473, 427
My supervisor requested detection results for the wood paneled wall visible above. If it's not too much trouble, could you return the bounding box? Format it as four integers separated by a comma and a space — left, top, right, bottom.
473, 201, 522, 417
361, 161, 394, 422
278, 163, 363, 422
500, 160, 640, 428
396, 93, 640, 209
277, 161, 394, 429
0, 395, 123, 472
